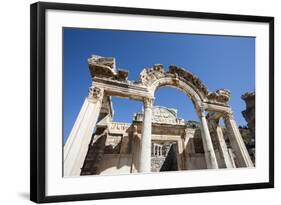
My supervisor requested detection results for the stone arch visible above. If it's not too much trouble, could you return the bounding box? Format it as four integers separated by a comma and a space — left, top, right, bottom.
150, 77, 203, 109
139, 64, 207, 101
137, 64, 231, 109
151, 77, 202, 98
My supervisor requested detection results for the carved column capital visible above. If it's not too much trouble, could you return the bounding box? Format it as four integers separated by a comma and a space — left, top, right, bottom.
223, 111, 234, 121
143, 97, 154, 109
196, 105, 206, 118
88, 86, 104, 103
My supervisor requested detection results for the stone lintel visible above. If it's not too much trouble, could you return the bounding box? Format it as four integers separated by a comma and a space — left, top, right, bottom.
203, 102, 231, 113
93, 77, 152, 101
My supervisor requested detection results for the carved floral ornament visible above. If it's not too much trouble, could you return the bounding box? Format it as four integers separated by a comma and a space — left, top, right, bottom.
88, 55, 231, 106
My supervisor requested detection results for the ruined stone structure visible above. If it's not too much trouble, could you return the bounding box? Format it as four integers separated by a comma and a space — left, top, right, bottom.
63, 55, 253, 177
242, 92, 255, 163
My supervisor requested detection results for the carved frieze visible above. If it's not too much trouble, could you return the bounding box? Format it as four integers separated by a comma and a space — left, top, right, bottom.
108, 122, 131, 134
168, 65, 209, 96
138, 64, 209, 97
152, 107, 177, 124
138, 64, 165, 86
134, 106, 185, 125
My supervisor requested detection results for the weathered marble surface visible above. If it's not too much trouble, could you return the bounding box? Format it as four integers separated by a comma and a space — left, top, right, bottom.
64, 54, 253, 176
242, 92, 256, 164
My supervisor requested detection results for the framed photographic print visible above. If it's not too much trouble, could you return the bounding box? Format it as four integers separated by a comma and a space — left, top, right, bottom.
30, 1, 274, 203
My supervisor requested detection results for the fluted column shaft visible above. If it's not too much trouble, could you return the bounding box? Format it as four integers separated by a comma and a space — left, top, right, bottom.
223, 112, 253, 167
198, 108, 219, 169
139, 98, 153, 173
216, 125, 234, 168
64, 86, 104, 176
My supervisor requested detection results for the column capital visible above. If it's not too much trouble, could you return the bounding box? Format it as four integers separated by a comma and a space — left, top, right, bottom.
223, 111, 234, 121
143, 97, 154, 109
88, 86, 104, 103
196, 105, 206, 118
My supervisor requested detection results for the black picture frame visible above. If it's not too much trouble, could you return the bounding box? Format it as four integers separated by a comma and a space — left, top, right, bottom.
30, 1, 274, 203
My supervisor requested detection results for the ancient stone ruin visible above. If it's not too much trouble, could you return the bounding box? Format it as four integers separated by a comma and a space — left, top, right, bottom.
242, 92, 255, 164
63, 55, 254, 176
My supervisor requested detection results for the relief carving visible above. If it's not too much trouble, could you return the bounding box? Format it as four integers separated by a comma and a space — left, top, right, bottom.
88, 86, 104, 103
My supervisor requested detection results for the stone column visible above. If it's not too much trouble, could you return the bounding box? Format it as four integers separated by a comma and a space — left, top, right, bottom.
198, 107, 218, 169
139, 98, 153, 173
130, 125, 139, 173
228, 148, 237, 168
223, 112, 253, 167
215, 125, 234, 168
64, 86, 104, 176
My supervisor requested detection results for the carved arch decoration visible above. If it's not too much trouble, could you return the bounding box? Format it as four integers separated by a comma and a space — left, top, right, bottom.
137, 64, 231, 107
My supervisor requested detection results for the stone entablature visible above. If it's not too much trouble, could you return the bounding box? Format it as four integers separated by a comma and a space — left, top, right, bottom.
88, 55, 231, 107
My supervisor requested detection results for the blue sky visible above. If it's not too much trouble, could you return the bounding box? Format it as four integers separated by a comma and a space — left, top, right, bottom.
63, 28, 255, 143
